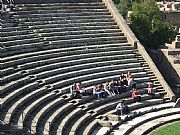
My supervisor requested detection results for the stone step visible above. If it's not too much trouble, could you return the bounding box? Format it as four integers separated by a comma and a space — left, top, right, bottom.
15, 14, 113, 23
83, 98, 165, 135
138, 114, 180, 135
1, 82, 39, 119
1, 19, 116, 31
56, 108, 83, 135
17, 52, 135, 71
99, 101, 175, 135
38, 29, 121, 37
36, 25, 119, 33
42, 103, 74, 134
2, 37, 127, 58
1, 71, 26, 84
29, 58, 138, 80
1, 67, 14, 77
16, 8, 109, 15
2, 37, 41, 47
2, 42, 132, 63
3, 87, 49, 125
1, 49, 135, 81
1, 33, 38, 42
13, 11, 111, 19
0, 77, 32, 97
43, 32, 124, 41
49, 36, 127, 47
17, 17, 115, 27
29, 97, 66, 134
17, 5, 106, 11
16, 93, 56, 129
127, 108, 180, 135
2, 50, 135, 80
2, 43, 133, 69
52, 70, 149, 90
1, 29, 33, 37
42, 66, 144, 85
70, 94, 163, 135
82, 119, 99, 135
1, 43, 48, 58
69, 113, 92, 135
17, 2, 104, 8
34, 62, 140, 80
26, 22, 118, 30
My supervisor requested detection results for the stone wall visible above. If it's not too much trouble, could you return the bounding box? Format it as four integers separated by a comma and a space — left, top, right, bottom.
149, 49, 180, 96
102, 0, 176, 101
164, 11, 180, 28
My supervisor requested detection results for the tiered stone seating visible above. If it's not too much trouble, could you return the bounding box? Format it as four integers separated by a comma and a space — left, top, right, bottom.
0, 0, 176, 135
90, 101, 176, 135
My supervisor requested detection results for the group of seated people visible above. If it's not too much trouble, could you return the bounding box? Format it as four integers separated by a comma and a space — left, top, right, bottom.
71, 71, 137, 99
70, 71, 155, 101
116, 81, 155, 116
0, 0, 15, 12
105, 72, 137, 96
131, 81, 155, 103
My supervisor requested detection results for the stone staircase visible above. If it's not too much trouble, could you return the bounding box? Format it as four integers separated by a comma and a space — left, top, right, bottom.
0, 0, 176, 135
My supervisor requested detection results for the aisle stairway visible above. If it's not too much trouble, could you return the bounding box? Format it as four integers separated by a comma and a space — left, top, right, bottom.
0, 0, 176, 135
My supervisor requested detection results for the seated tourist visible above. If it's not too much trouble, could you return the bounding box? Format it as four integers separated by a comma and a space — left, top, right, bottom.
93, 85, 102, 99
70, 83, 77, 96
127, 71, 132, 78
113, 80, 119, 94
99, 84, 108, 98
104, 82, 112, 96
74, 82, 85, 99
147, 82, 155, 96
123, 76, 128, 86
120, 73, 126, 80
115, 79, 122, 94
131, 89, 141, 102
120, 76, 128, 92
128, 77, 137, 90
109, 80, 115, 95
116, 100, 130, 115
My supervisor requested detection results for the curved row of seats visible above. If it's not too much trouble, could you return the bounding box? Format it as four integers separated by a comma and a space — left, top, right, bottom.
90, 101, 178, 135
0, 0, 174, 135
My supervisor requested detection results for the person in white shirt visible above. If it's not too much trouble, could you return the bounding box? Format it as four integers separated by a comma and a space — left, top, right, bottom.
116, 100, 130, 115
93, 85, 102, 99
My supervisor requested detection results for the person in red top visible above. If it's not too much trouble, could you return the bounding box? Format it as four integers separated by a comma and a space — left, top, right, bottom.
74, 82, 85, 99
131, 89, 141, 102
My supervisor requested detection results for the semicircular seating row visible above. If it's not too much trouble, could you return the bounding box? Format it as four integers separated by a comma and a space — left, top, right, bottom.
0, 1, 171, 135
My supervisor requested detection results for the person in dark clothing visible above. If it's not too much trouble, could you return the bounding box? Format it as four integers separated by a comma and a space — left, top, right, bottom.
7, 0, 15, 11
0, 0, 4, 11
116, 100, 130, 115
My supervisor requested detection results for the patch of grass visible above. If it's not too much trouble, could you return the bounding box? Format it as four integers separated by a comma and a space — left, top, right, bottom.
150, 121, 180, 135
